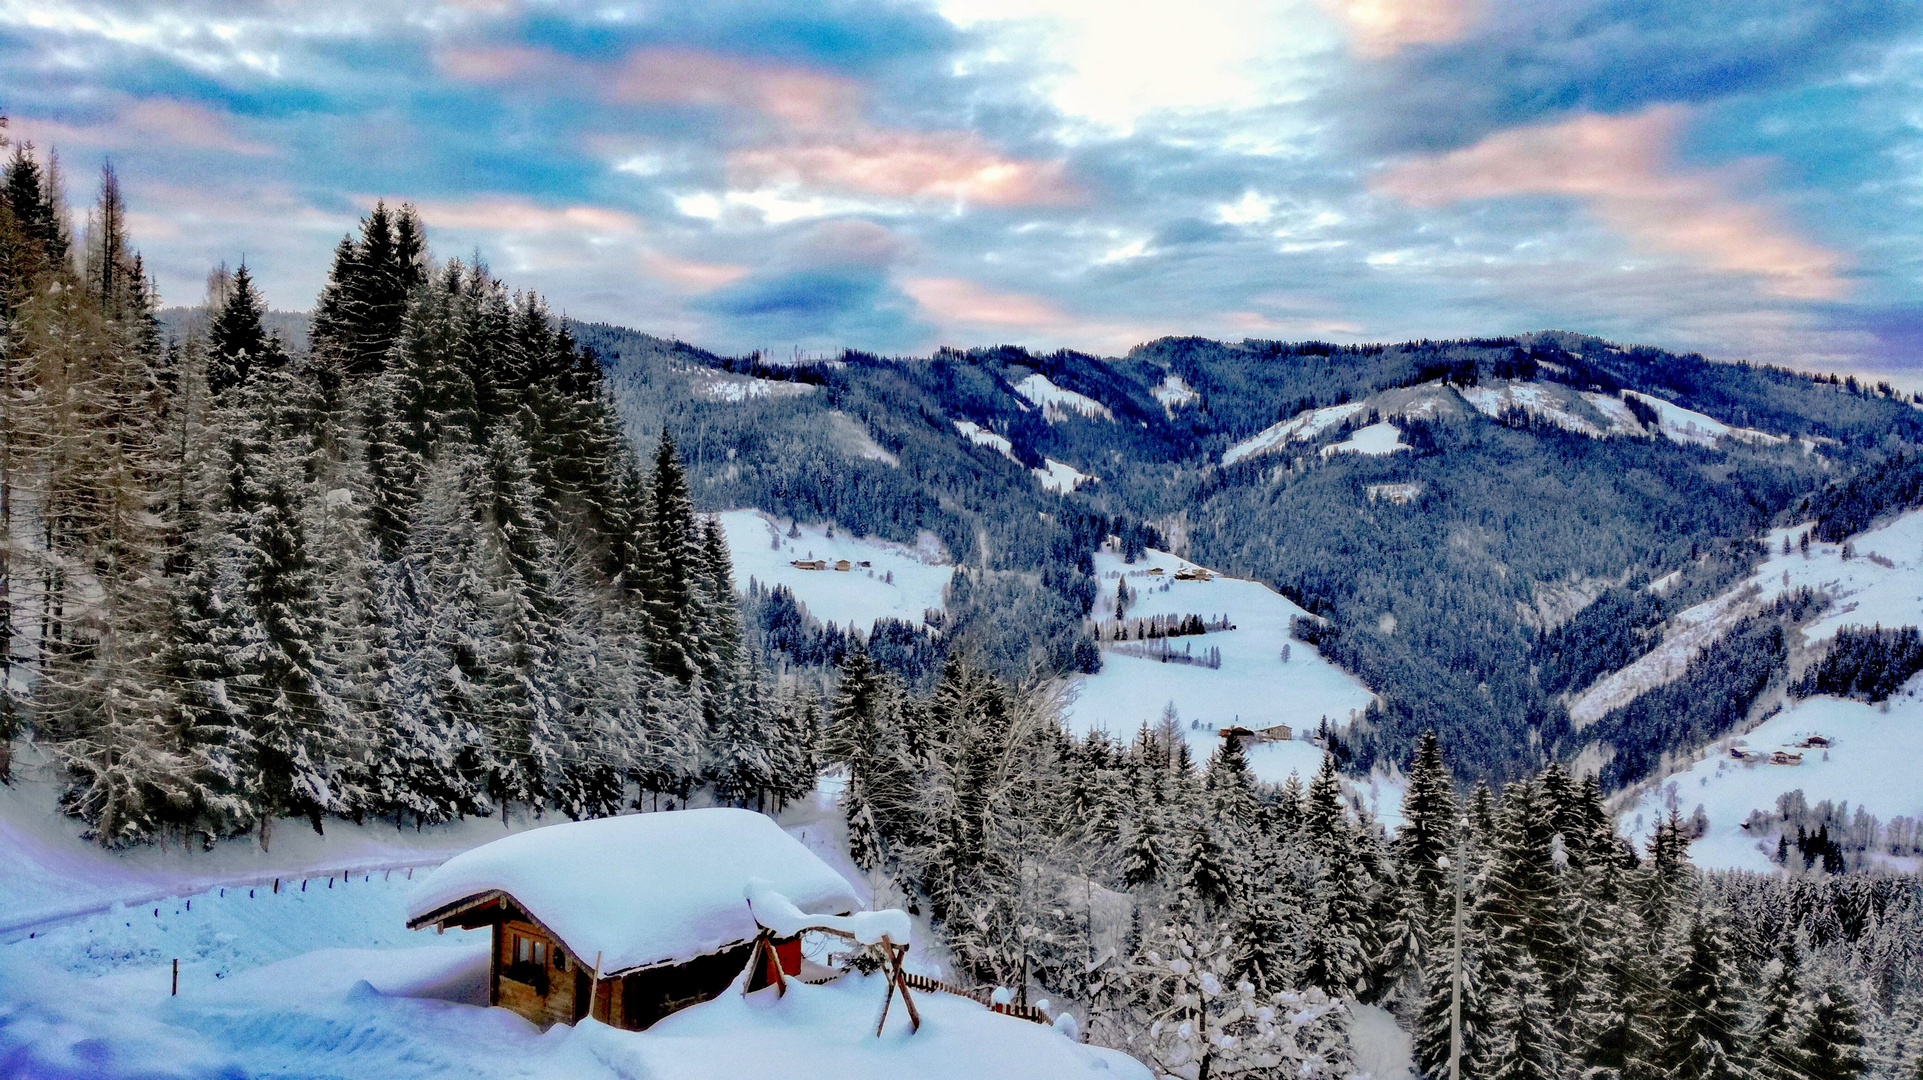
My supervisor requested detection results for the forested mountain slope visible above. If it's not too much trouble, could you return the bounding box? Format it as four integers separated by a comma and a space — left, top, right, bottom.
592, 326, 1923, 784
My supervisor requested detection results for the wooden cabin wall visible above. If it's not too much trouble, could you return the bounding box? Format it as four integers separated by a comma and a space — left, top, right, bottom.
493, 918, 587, 1028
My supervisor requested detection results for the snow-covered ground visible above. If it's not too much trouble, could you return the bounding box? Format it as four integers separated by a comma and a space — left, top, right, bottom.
1320, 421, 1407, 457
1222, 402, 1368, 466
1619, 508, 1923, 868
1013, 373, 1113, 423
1459, 381, 1623, 438
0, 873, 1144, 1080
692, 374, 816, 402
718, 511, 952, 629
953, 419, 1018, 462
1035, 458, 1096, 493
1572, 509, 1923, 727
1151, 372, 1198, 413
1624, 685, 1923, 872
1623, 390, 1784, 447
0, 742, 550, 938
1065, 548, 1377, 784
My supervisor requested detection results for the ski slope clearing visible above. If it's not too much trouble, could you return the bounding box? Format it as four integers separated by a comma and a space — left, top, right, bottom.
1623, 390, 1784, 447
1624, 685, 1923, 872
1035, 458, 1096, 493
719, 511, 951, 629
1320, 421, 1407, 457
1064, 548, 1377, 784
1013, 372, 1113, 422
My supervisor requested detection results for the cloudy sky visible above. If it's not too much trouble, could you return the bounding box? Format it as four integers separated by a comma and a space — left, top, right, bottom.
6, 0, 1922, 377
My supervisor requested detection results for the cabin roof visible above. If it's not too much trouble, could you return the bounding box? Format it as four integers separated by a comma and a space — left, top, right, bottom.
406, 808, 861, 976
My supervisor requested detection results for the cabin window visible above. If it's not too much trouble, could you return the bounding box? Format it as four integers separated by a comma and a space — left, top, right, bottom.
515, 935, 531, 964
533, 941, 547, 967
553, 948, 568, 972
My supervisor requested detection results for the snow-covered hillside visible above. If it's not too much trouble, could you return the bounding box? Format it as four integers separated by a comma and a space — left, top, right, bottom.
1623, 390, 1784, 447
1064, 547, 1377, 784
718, 511, 952, 628
1034, 458, 1096, 493
1320, 421, 1407, 457
1458, 381, 1629, 438
1625, 685, 1923, 872
1222, 402, 1367, 466
1619, 508, 1923, 868
1013, 373, 1113, 422
1152, 372, 1198, 413
1580, 509, 1923, 727
952, 419, 1017, 462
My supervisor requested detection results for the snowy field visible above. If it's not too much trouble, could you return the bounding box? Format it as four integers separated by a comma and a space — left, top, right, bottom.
1625, 685, 1923, 872
0, 768, 1143, 1080
718, 510, 952, 629
0, 742, 552, 936
1064, 547, 1377, 784
1, 887, 1144, 1080
1622, 508, 1923, 869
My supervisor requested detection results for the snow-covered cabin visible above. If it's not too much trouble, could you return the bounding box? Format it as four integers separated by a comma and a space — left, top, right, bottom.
405, 808, 861, 1031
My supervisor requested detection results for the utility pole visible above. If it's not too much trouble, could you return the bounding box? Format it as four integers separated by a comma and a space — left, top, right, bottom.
1447, 834, 1465, 1080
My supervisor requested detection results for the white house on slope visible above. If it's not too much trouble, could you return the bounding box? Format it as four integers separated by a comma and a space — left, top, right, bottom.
405, 808, 861, 1031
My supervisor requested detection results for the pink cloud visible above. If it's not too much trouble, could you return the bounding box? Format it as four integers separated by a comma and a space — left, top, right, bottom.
440, 43, 1070, 209
611, 49, 861, 130
902, 275, 1171, 355
903, 277, 1066, 328
1372, 106, 1845, 300
11, 100, 273, 157
640, 250, 749, 290
1320, 0, 1483, 57
437, 45, 557, 83
730, 132, 1076, 206
407, 196, 641, 234
1224, 311, 1366, 336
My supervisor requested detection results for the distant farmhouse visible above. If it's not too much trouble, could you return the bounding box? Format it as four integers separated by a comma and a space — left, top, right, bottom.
406, 809, 860, 1031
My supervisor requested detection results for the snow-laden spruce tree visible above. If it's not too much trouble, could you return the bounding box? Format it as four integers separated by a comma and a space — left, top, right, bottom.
1126, 910, 1354, 1080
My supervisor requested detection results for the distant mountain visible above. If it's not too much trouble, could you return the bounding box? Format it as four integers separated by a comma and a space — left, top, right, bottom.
577, 320, 1923, 784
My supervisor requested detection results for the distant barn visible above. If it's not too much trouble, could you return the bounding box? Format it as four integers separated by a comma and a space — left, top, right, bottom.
406, 809, 860, 1031
791, 559, 827, 571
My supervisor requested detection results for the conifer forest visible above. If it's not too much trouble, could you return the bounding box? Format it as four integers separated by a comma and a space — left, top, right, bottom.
7, 135, 1923, 1080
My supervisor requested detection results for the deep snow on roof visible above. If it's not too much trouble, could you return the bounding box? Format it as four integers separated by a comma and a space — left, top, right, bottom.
407, 809, 862, 975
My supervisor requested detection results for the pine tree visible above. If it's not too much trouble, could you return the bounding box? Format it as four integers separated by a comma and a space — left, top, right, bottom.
1386, 733, 1457, 1003
1656, 909, 1747, 1080
1751, 937, 1805, 1080
1301, 751, 1374, 997
1176, 813, 1234, 913
1794, 984, 1869, 1080
206, 264, 282, 397
1482, 951, 1561, 1080
641, 432, 700, 681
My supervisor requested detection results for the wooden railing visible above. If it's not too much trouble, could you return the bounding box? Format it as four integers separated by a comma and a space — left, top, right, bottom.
897, 972, 1052, 1025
